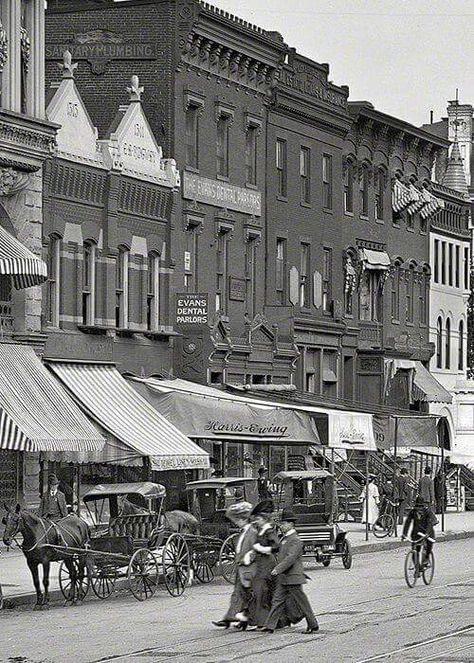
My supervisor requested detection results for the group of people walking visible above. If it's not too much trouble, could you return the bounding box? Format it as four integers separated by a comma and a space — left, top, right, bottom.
213, 499, 319, 634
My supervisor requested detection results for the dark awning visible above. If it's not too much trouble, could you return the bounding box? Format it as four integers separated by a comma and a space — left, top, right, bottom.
412, 361, 453, 404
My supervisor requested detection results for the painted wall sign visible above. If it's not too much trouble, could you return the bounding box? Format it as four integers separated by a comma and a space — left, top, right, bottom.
183, 172, 261, 216
175, 292, 209, 327
281, 58, 347, 108
229, 276, 246, 301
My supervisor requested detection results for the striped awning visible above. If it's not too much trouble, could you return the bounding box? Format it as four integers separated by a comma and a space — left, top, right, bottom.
412, 361, 453, 404
49, 363, 210, 471
0, 225, 47, 289
0, 344, 105, 452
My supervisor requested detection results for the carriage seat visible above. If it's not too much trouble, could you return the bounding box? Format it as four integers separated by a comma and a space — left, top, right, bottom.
109, 514, 159, 540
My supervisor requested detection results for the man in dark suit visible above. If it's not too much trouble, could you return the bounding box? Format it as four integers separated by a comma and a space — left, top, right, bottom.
264, 508, 319, 634
39, 474, 68, 521
418, 466, 435, 507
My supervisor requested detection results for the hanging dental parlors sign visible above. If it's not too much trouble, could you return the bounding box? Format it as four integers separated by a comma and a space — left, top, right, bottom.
328, 412, 377, 451
175, 293, 209, 328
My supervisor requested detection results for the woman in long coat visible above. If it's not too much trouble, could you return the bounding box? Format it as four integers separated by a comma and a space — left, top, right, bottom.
249, 500, 280, 628
359, 475, 380, 529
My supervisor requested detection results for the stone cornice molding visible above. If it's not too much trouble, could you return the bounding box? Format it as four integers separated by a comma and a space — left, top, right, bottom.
0, 110, 58, 172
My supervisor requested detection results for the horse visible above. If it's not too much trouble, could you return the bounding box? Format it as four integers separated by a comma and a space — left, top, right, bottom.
2, 504, 90, 609
160, 510, 200, 534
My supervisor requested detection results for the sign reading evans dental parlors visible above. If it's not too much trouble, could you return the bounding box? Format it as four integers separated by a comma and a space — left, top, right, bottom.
183, 172, 262, 216
175, 293, 209, 327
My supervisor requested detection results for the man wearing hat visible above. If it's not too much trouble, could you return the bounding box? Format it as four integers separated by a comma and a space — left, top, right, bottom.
39, 474, 68, 522
213, 501, 257, 628
263, 508, 319, 634
402, 496, 436, 568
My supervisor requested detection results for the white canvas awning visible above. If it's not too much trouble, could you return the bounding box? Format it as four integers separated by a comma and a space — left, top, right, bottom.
0, 225, 47, 289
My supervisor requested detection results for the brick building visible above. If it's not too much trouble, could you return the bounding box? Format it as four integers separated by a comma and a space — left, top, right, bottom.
45, 0, 299, 389
43, 52, 180, 375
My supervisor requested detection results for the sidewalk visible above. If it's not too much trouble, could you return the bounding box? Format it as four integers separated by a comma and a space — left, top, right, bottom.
1, 510, 473, 606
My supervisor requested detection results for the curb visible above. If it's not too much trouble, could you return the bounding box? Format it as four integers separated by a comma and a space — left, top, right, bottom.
2, 529, 474, 610
350, 529, 474, 555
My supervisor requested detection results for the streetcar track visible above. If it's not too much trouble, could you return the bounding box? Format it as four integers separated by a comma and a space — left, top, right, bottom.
411, 641, 474, 662
88, 576, 474, 663
353, 625, 474, 662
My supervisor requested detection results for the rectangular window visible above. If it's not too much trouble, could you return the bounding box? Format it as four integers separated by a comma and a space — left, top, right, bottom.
464, 246, 470, 290
216, 232, 229, 314
344, 160, 354, 213
455, 245, 460, 288
360, 166, 369, 217
147, 253, 160, 331
299, 243, 310, 308
82, 241, 96, 326
115, 248, 129, 328
359, 271, 382, 322
185, 105, 199, 169
216, 115, 229, 178
322, 247, 332, 313
276, 238, 287, 304
246, 238, 257, 319
375, 169, 384, 220
322, 154, 332, 209
390, 268, 400, 322
419, 274, 427, 325
276, 139, 287, 197
245, 126, 257, 186
406, 269, 414, 324
47, 236, 61, 326
441, 242, 446, 285
300, 147, 311, 205
434, 239, 440, 283
448, 243, 453, 286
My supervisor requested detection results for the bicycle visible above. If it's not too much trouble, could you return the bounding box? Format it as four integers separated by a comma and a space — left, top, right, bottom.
372, 498, 398, 538
403, 532, 435, 588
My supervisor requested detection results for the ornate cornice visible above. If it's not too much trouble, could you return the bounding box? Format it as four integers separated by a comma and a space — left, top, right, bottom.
0, 111, 58, 172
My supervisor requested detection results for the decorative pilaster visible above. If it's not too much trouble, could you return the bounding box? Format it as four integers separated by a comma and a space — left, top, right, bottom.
2, 0, 21, 112
29, 0, 45, 118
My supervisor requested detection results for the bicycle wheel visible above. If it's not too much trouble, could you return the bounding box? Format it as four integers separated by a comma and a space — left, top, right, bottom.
422, 552, 435, 585
404, 550, 418, 588
373, 514, 394, 538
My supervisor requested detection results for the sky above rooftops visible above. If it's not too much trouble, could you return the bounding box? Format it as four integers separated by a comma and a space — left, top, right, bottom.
215, 0, 473, 128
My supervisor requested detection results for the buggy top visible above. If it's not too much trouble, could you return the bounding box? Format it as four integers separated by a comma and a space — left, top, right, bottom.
83, 482, 166, 502
185, 478, 256, 491
274, 470, 332, 481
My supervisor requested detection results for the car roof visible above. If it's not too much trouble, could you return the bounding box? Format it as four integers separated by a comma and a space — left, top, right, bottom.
274, 470, 332, 481
185, 477, 256, 491
83, 482, 166, 502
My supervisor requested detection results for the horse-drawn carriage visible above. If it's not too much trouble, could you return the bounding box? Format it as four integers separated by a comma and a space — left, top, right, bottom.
273, 470, 353, 569
185, 477, 258, 583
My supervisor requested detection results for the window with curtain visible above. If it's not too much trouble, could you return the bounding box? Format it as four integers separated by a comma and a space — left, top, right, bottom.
300, 147, 311, 205
464, 246, 470, 290
344, 159, 354, 214
299, 243, 310, 308
185, 104, 199, 169
458, 320, 464, 371
276, 238, 287, 304
436, 317, 443, 368
216, 231, 229, 313
419, 271, 429, 326
390, 262, 401, 322
82, 240, 96, 326
147, 252, 160, 331
445, 317, 451, 369
246, 237, 257, 319
322, 154, 332, 209
434, 239, 440, 283
375, 168, 384, 220
406, 266, 415, 324
359, 270, 382, 322
276, 139, 287, 197
47, 235, 61, 327
216, 114, 230, 178
116, 246, 129, 328
322, 247, 332, 313
245, 125, 257, 186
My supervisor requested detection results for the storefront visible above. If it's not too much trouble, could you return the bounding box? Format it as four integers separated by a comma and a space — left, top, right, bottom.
128, 377, 321, 478
46, 362, 210, 510
0, 344, 105, 512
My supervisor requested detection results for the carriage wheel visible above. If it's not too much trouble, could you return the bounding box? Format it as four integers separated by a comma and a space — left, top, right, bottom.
91, 564, 117, 600
162, 534, 190, 597
341, 539, 353, 570
128, 549, 159, 601
219, 534, 238, 584
422, 552, 435, 586
194, 556, 215, 584
59, 558, 90, 601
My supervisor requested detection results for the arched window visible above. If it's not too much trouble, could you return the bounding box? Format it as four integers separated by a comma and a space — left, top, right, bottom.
344, 158, 354, 214
82, 240, 96, 326
436, 317, 443, 368
359, 164, 369, 217
375, 168, 385, 220
406, 265, 415, 324
47, 234, 61, 327
116, 246, 129, 328
445, 317, 451, 369
458, 320, 464, 371
419, 267, 430, 326
147, 252, 160, 331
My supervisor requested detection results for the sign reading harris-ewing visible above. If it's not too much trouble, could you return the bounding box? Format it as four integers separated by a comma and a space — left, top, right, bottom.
175, 293, 209, 328
183, 172, 262, 216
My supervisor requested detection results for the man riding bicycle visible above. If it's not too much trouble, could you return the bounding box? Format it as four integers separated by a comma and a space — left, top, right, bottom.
401, 496, 436, 567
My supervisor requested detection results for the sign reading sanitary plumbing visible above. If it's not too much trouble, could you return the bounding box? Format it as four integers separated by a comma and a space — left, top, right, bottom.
175, 293, 209, 328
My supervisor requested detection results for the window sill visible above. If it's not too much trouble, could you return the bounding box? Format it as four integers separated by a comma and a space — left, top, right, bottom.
407, 227, 415, 233
277, 195, 288, 203
143, 329, 181, 339
392, 223, 401, 228
344, 211, 354, 217
322, 207, 333, 214
360, 214, 369, 221
300, 201, 312, 209
216, 174, 230, 182
406, 321, 414, 327
375, 218, 384, 224
77, 324, 109, 335
391, 319, 400, 325
184, 166, 200, 174
245, 182, 258, 190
